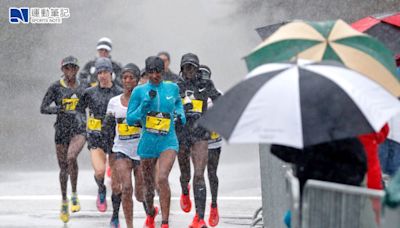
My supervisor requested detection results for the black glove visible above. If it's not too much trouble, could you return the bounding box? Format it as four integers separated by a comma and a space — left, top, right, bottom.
75, 113, 86, 130
186, 112, 201, 120
184, 103, 193, 112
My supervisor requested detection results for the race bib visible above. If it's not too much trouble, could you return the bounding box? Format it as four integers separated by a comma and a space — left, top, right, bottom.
62, 98, 79, 111
118, 123, 140, 140
210, 132, 220, 140
88, 117, 102, 131
182, 99, 203, 113
145, 112, 171, 135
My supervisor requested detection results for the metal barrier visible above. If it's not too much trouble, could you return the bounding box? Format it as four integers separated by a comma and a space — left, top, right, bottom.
285, 170, 300, 228
382, 207, 400, 228
259, 144, 290, 228
302, 180, 385, 228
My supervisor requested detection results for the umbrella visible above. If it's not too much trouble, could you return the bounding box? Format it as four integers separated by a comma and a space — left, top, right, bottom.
255, 21, 290, 40
198, 60, 400, 149
245, 19, 400, 96
351, 12, 400, 56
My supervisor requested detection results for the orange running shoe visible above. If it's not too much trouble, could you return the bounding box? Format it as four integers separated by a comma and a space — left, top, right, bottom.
197, 219, 208, 228
208, 204, 219, 227
188, 214, 199, 228
180, 184, 192, 213
144, 206, 159, 228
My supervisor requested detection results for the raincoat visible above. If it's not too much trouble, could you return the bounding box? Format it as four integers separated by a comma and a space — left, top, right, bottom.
127, 81, 185, 158
358, 124, 389, 190
271, 138, 367, 192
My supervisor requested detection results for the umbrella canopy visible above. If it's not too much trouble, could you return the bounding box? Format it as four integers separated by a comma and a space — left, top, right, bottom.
245, 19, 400, 96
199, 60, 400, 149
352, 12, 400, 56
255, 21, 290, 40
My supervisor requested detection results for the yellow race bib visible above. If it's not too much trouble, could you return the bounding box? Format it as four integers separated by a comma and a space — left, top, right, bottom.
210, 132, 220, 140
182, 99, 203, 113
88, 117, 102, 131
145, 113, 171, 135
118, 123, 140, 139
62, 98, 79, 111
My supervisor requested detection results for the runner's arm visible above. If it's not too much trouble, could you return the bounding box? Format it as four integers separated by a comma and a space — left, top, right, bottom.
103, 100, 116, 143
74, 90, 89, 128
40, 85, 60, 114
174, 85, 186, 125
127, 88, 149, 126
207, 80, 222, 101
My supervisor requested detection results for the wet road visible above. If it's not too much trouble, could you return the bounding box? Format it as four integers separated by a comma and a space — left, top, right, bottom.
0, 148, 262, 227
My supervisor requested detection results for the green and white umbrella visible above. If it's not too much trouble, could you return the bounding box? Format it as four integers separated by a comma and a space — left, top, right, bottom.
245, 20, 400, 96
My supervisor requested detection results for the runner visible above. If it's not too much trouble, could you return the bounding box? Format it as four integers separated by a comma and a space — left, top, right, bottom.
201, 65, 222, 227
104, 63, 144, 228
157, 51, 180, 82
176, 54, 221, 228
79, 37, 123, 88
75, 57, 123, 213
40, 56, 86, 223
127, 56, 186, 228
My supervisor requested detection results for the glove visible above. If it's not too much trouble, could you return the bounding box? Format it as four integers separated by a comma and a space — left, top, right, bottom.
184, 103, 193, 112
75, 113, 86, 131
186, 112, 201, 120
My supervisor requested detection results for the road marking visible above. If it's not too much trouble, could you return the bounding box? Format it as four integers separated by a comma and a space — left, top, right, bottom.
0, 195, 261, 201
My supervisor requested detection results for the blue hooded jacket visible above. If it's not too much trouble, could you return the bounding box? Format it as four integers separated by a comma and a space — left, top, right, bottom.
127, 81, 186, 158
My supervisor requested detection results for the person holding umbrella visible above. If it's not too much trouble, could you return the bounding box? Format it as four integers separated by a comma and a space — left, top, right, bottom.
176, 53, 221, 228
127, 56, 185, 228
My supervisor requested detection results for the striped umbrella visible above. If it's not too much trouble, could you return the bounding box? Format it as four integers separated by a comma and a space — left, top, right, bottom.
352, 12, 400, 56
199, 60, 400, 149
245, 19, 400, 96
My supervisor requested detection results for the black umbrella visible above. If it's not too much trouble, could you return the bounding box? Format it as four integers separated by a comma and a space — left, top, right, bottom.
199, 60, 400, 149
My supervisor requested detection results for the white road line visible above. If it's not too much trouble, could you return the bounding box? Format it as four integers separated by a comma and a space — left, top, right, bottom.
0, 195, 261, 201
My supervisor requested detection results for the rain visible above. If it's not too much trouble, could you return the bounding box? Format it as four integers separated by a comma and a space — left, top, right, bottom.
0, 0, 400, 227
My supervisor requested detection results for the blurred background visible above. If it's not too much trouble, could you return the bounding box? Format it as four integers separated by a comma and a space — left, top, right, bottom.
0, 0, 398, 171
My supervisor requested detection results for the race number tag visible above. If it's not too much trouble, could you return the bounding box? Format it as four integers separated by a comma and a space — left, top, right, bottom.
62, 98, 79, 111
118, 123, 140, 140
88, 117, 102, 131
210, 132, 220, 140
182, 99, 203, 113
145, 112, 171, 135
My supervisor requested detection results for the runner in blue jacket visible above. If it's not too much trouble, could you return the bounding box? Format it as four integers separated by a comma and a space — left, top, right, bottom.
127, 56, 185, 228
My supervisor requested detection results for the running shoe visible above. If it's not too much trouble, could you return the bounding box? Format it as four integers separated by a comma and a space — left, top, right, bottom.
180, 184, 192, 213
97, 190, 107, 212
160, 224, 169, 228
144, 206, 159, 228
208, 204, 219, 227
70, 193, 81, 212
59, 200, 70, 223
188, 214, 199, 228
110, 217, 120, 228
197, 219, 208, 228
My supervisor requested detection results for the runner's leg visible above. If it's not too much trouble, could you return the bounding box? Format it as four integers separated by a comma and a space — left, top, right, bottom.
67, 134, 85, 193
56, 144, 69, 200
157, 149, 176, 224
191, 140, 208, 220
